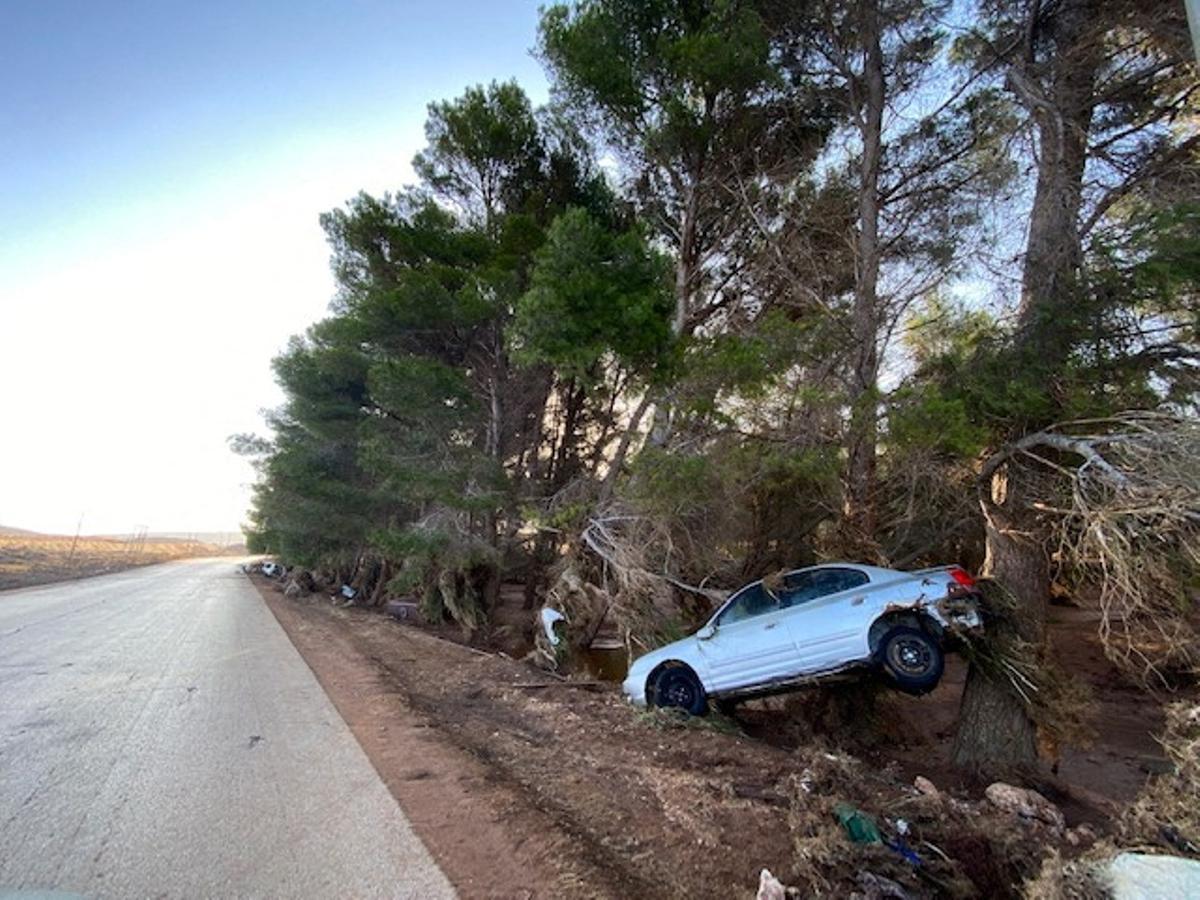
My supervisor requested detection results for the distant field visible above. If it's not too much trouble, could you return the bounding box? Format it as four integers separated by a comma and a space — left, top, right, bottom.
0, 533, 239, 591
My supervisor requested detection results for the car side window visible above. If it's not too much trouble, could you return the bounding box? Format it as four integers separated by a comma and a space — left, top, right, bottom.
781, 568, 868, 607
717, 583, 780, 625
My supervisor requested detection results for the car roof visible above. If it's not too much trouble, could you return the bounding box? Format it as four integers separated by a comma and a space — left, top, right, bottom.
735, 562, 901, 593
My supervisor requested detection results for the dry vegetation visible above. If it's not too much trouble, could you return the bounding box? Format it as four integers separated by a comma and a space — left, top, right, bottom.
0, 532, 234, 591
258, 574, 1187, 899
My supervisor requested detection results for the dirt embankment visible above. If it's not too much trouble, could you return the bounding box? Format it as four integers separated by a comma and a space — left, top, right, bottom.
255, 577, 1185, 899
258, 579, 793, 898
0, 533, 235, 591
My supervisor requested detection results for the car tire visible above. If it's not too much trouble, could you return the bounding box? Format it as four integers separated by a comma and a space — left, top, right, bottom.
652, 666, 708, 716
876, 626, 944, 695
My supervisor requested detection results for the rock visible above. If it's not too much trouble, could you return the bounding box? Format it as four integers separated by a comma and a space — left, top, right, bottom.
283, 579, 302, 599
985, 782, 1065, 832
386, 600, 420, 621
856, 871, 911, 899
913, 776, 939, 798
756, 868, 787, 900
1137, 755, 1175, 776
1065, 824, 1097, 847
1106, 853, 1200, 899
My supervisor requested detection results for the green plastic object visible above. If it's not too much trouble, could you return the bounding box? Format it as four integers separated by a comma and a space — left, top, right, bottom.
834, 803, 883, 844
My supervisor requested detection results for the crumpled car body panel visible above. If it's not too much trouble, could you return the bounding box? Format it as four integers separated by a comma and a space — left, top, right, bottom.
623, 563, 982, 706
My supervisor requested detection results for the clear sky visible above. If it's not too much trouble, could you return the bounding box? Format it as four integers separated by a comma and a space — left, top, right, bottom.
0, 1, 549, 536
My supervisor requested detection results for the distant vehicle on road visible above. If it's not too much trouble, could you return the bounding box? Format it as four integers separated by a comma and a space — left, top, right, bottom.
622, 563, 983, 715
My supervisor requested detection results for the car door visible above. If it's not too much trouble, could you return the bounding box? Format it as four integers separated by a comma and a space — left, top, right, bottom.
696, 582, 802, 693
779, 567, 872, 673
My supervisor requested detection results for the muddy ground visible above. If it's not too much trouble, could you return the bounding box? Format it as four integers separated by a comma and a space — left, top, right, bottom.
254, 575, 1187, 898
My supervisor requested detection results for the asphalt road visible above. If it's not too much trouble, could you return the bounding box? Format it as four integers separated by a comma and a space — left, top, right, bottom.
0, 559, 455, 899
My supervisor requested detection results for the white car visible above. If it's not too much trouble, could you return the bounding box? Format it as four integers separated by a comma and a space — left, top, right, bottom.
622, 563, 983, 715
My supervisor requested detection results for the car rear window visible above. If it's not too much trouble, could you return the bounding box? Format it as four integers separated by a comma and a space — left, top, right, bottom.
783, 568, 868, 605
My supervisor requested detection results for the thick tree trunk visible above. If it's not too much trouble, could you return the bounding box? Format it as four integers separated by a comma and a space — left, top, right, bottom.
1014, 0, 1098, 355
549, 376, 586, 490
648, 171, 702, 449
953, 0, 1102, 773
953, 469, 1047, 771
843, 0, 884, 553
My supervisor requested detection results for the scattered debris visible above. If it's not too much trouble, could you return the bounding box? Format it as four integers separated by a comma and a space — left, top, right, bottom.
1106, 853, 1200, 899
248, 734, 263, 748
755, 868, 788, 900
834, 803, 882, 844
884, 835, 922, 868
912, 776, 939, 799
539, 607, 566, 646
1065, 824, 1097, 848
1121, 700, 1200, 853
856, 871, 911, 899
340, 584, 357, 600
984, 782, 1066, 833
251, 566, 1199, 899
386, 599, 420, 621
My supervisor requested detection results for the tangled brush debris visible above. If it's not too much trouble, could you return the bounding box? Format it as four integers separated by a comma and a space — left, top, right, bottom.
988, 413, 1200, 682
1122, 700, 1200, 856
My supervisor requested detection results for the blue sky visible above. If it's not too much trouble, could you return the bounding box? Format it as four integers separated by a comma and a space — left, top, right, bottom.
0, 1, 549, 535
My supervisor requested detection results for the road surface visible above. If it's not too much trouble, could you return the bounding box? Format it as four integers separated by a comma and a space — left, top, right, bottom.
0, 559, 455, 899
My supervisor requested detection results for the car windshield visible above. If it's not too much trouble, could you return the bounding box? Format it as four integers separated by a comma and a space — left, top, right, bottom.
716, 583, 781, 625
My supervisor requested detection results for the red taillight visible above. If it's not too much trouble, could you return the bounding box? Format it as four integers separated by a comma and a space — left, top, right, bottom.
949, 567, 976, 588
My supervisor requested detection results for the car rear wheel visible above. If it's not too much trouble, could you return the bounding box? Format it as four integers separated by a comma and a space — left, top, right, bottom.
876, 626, 944, 695
652, 666, 708, 716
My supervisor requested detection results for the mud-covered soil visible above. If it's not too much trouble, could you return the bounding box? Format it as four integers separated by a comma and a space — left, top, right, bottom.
739, 602, 1172, 824
255, 577, 1184, 899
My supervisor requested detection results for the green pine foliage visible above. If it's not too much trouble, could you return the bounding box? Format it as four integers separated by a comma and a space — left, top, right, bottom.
238, 0, 1198, 639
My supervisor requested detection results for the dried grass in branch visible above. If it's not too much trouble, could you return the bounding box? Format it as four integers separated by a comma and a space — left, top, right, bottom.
544, 506, 729, 654
988, 412, 1200, 682
958, 581, 1099, 751
1121, 700, 1200, 855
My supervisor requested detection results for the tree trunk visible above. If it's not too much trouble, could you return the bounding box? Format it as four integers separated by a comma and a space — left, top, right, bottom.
599, 392, 655, 501
952, 0, 1102, 773
551, 377, 586, 489
648, 170, 702, 449
953, 469, 1046, 771
843, 0, 884, 553
1014, 0, 1098, 357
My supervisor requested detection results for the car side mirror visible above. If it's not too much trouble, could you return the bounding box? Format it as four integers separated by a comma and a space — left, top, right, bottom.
697, 623, 717, 640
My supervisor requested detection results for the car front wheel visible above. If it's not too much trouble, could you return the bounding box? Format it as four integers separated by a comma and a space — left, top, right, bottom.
876, 626, 944, 695
651, 666, 708, 716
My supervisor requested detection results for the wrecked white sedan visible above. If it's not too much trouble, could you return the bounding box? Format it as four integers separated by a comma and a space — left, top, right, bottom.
623, 563, 982, 715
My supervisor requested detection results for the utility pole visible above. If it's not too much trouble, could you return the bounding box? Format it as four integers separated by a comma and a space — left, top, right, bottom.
65, 513, 84, 570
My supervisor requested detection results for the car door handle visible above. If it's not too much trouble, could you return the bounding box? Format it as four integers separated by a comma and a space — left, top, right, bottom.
764, 622, 779, 630
851, 596, 865, 606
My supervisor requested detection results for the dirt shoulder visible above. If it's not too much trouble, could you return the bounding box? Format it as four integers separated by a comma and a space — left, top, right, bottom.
255, 576, 1183, 898
256, 577, 795, 899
